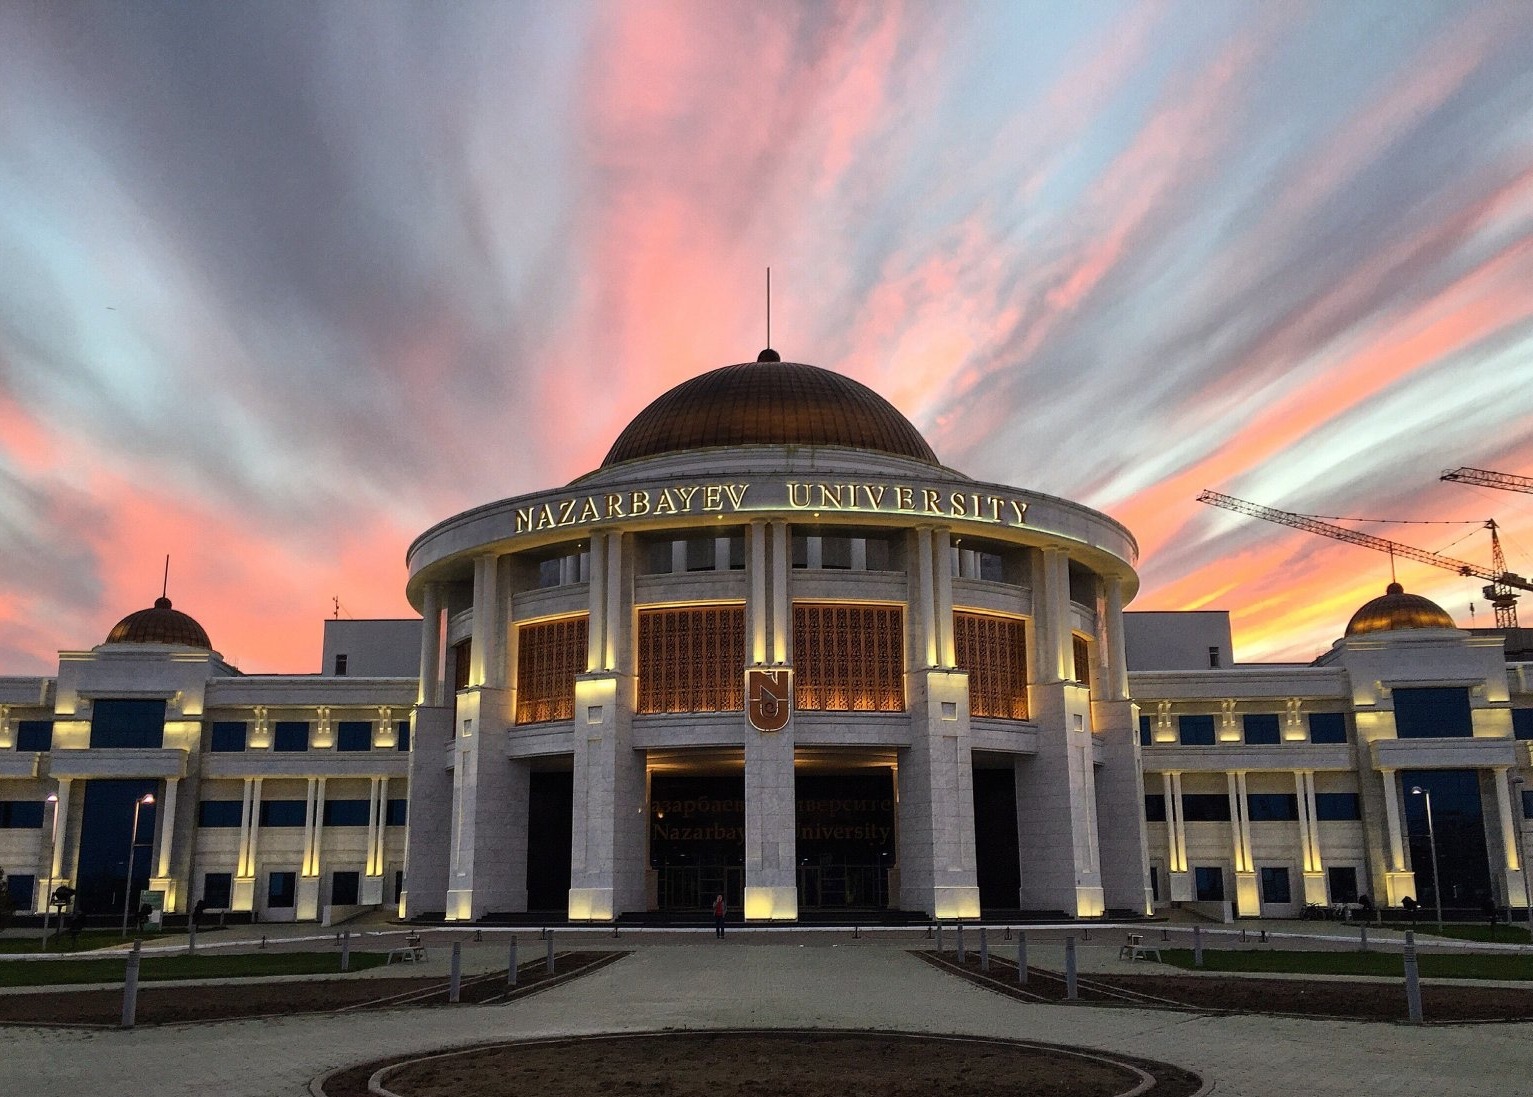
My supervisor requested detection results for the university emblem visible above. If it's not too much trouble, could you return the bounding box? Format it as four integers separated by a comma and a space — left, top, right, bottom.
746, 668, 792, 732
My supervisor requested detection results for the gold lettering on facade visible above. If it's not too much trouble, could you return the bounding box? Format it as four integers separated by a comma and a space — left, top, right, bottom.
787, 482, 811, 507
631, 490, 651, 516
703, 485, 723, 510
950, 491, 967, 517
896, 486, 914, 510
816, 483, 846, 508
605, 493, 625, 519
863, 484, 886, 508
558, 499, 578, 525
674, 486, 699, 510
921, 489, 940, 513
724, 483, 749, 509
653, 489, 679, 516
1010, 500, 1028, 522
516, 506, 535, 534
536, 504, 557, 530
577, 497, 602, 524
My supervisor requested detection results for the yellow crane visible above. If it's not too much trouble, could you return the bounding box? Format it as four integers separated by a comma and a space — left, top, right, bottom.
1196, 490, 1529, 628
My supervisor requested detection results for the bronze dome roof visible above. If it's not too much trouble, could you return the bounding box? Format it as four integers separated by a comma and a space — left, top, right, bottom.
602, 355, 939, 468
106, 597, 212, 649
1345, 583, 1455, 637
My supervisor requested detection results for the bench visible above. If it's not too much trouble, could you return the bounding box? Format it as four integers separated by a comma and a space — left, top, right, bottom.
386, 933, 427, 964
1118, 933, 1162, 962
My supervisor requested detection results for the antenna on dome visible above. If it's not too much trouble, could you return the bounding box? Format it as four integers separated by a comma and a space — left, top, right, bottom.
162, 555, 170, 600
757, 268, 781, 362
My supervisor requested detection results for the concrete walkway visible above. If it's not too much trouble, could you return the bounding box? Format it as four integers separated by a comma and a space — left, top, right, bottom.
2, 938, 1529, 1097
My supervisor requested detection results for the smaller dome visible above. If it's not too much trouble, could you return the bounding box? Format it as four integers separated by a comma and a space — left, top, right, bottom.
1345, 583, 1455, 637
106, 597, 212, 649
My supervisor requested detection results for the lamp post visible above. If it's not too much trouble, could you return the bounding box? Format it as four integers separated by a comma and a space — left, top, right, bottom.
1512, 775, 1533, 939
40, 792, 59, 950
121, 793, 155, 938
1410, 786, 1443, 930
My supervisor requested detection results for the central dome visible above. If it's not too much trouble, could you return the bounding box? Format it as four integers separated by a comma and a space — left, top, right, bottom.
105, 596, 212, 649
1345, 583, 1455, 636
602, 355, 939, 468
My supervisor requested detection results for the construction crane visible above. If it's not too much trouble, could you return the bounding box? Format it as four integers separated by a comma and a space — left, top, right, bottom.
1441, 466, 1533, 494
1196, 490, 1530, 628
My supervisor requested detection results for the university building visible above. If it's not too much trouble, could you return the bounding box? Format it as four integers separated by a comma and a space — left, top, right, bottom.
2, 352, 1530, 923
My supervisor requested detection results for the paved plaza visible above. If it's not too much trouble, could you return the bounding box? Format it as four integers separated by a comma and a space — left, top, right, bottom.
2, 929, 1531, 1096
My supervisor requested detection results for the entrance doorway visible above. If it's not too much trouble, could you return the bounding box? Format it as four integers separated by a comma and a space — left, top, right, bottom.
76, 779, 158, 917
973, 766, 1021, 910
795, 771, 894, 911
526, 770, 572, 912
649, 773, 745, 912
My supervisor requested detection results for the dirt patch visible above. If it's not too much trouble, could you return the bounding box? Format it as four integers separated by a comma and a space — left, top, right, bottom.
0, 951, 618, 1027
326, 1031, 1201, 1097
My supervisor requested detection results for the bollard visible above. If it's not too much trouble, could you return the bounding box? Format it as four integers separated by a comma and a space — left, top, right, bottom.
1161, 928, 1170, 942
1240, 927, 1247, 943
1193, 925, 1203, 968
507, 937, 519, 989
449, 942, 462, 1003
979, 926, 989, 972
1016, 930, 1028, 985
341, 929, 351, 972
1403, 931, 1423, 1023
260, 934, 268, 950
474, 928, 482, 942
121, 940, 142, 1029
925, 923, 933, 940
613, 923, 620, 939
1083, 927, 1090, 942
188, 918, 197, 955
957, 923, 966, 964
1003, 925, 1011, 941
1360, 926, 1369, 953
853, 925, 861, 940
546, 929, 555, 974
1065, 936, 1078, 1000
1259, 929, 1268, 943
936, 923, 943, 954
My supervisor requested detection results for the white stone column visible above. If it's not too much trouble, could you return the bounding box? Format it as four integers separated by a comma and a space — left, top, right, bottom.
770, 521, 789, 664
1495, 767, 1520, 870
750, 521, 768, 664
419, 582, 443, 706
233, 777, 262, 912
1037, 547, 1074, 683
1162, 772, 1180, 872
154, 777, 179, 879
50, 777, 73, 882
402, 708, 454, 918
933, 528, 956, 668
1102, 577, 1129, 702
915, 528, 936, 668
1230, 771, 1259, 916
1294, 770, 1314, 872
469, 553, 498, 687
604, 531, 622, 671
1167, 771, 1192, 900
587, 535, 608, 671
1377, 767, 1415, 906
366, 777, 382, 877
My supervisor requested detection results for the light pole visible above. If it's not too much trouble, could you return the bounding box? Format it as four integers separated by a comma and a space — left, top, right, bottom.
1512, 775, 1533, 939
40, 792, 59, 950
1410, 786, 1443, 930
121, 793, 155, 938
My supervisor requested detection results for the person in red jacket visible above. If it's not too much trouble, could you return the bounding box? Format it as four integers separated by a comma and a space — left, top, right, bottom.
713, 894, 726, 938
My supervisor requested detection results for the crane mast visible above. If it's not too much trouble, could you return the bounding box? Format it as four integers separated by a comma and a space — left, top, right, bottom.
1195, 490, 1529, 628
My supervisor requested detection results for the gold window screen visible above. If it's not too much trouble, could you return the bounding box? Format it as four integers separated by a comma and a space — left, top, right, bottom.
792, 603, 905, 712
954, 611, 1029, 720
637, 605, 746, 714
515, 616, 587, 724
1072, 633, 1091, 686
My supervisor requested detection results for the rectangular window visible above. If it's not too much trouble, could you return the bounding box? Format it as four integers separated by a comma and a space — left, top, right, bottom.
15, 720, 52, 751
1392, 687, 1472, 739
1246, 793, 1299, 821
330, 870, 361, 906
1178, 714, 1216, 746
954, 612, 1028, 720
197, 801, 244, 827
636, 605, 746, 714
1327, 866, 1359, 904
1524, 790, 1533, 820
1071, 634, 1091, 685
267, 871, 296, 909
1315, 793, 1362, 821
336, 721, 372, 752
515, 615, 587, 724
322, 799, 370, 827
210, 722, 247, 753
794, 603, 905, 713
821, 536, 853, 570
978, 551, 1004, 582
1194, 866, 1225, 901
1144, 794, 1167, 822
396, 721, 411, 751
865, 538, 893, 572
89, 698, 165, 749
258, 800, 307, 827
643, 540, 673, 575
452, 640, 471, 693
1139, 715, 1153, 745
537, 557, 562, 587
5, 873, 35, 909
1208, 646, 1222, 669
202, 872, 232, 908
0, 801, 45, 828
1513, 710, 1533, 740
1180, 794, 1231, 822
1260, 866, 1292, 904
273, 721, 310, 752
791, 535, 809, 569
1149, 865, 1161, 902
685, 536, 716, 572
385, 799, 408, 826
333, 653, 348, 676
1309, 713, 1348, 744
1243, 714, 1281, 745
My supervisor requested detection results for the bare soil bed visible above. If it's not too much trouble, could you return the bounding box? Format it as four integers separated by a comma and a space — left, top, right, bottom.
0, 951, 617, 1027
925, 951, 1533, 1023
321, 1031, 1203, 1097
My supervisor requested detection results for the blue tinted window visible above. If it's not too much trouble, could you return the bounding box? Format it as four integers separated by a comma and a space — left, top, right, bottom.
331, 871, 360, 905
1309, 713, 1347, 744
1524, 790, 1533, 819
259, 800, 307, 827
15, 721, 52, 751
90, 698, 165, 749
1243, 714, 1281, 745
386, 799, 408, 826
1178, 715, 1216, 746
322, 799, 370, 827
202, 872, 232, 908
1513, 710, 1533, 741
1260, 866, 1291, 904
1393, 688, 1472, 739
1139, 715, 1153, 745
396, 721, 411, 751
267, 871, 296, 908
1144, 794, 1166, 822
210, 722, 247, 752
273, 721, 310, 752
1246, 794, 1299, 821
1315, 793, 1361, 820
1181, 794, 1230, 821
6, 873, 35, 908
1327, 866, 1359, 903
336, 721, 372, 752
0, 801, 46, 828
197, 800, 244, 827
1194, 866, 1224, 901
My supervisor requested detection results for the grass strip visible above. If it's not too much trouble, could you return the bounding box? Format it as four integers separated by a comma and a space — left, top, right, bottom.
0, 950, 389, 987
1160, 948, 1533, 981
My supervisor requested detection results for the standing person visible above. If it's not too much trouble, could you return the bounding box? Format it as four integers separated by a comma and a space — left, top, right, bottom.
713, 893, 726, 939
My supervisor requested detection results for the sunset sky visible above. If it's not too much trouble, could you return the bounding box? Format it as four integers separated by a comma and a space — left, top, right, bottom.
2, 1, 1532, 674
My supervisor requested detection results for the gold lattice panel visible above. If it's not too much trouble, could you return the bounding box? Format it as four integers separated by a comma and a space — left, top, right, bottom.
636, 605, 746, 714
954, 611, 1029, 720
515, 616, 587, 724
1072, 633, 1091, 685
792, 603, 905, 712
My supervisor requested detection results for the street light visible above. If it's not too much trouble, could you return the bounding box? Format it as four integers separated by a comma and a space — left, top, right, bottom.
120, 793, 155, 938
1512, 775, 1533, 939
1410, 786, 1444, 930
40, 792, 59, 950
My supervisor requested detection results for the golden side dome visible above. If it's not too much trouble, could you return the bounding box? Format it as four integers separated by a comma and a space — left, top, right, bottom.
106, 597, 212, 649
1344, 583, 1455, 637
